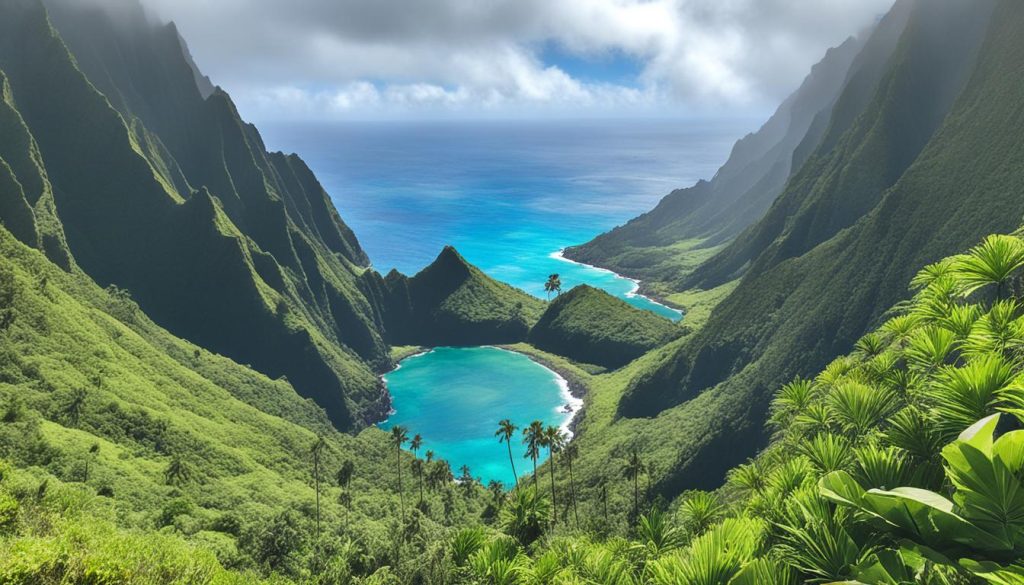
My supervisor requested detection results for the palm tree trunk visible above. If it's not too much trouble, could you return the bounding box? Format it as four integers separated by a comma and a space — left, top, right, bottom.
315, 462, 321, 542
417, 467, 424, 506
397, 447, 406, 527
532, 456, 538, 490
568, 458, 579, 528
548, 452, 557, 525
633, 474, 639, 521
506, 442, 518, 488
602, 483, 608, 519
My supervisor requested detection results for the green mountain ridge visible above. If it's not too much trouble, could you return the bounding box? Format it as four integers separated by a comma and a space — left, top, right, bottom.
0, 0, 393, 429
363, 245, 545, 347
528, 285, 681, 369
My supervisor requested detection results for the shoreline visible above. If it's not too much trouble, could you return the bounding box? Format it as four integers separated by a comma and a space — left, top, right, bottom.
494, 345, 587, 438
380, 344, 587, 439
550, 249, 684, 319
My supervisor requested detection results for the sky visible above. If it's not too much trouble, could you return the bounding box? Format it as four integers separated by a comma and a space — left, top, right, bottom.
136, 0, 896, 121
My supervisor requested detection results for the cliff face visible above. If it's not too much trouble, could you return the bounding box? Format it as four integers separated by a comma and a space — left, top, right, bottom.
0, 0, 389, 429
562, 4, 908, 284
599, 0, 1022, 499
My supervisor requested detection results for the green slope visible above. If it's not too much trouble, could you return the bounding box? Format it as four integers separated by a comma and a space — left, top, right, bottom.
0, 224, 490, 582
528, 285, 681, 369
0, 0, 389, 429
603, 0, 1024, 502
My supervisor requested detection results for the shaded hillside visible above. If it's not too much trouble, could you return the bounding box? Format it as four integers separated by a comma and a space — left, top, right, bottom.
561, 12, 890, 284
528, 285, 680, 369
687, 0, 994, 289
362, 246, 545, 347
611, 0, 1021, 500
0, 0, 389, 429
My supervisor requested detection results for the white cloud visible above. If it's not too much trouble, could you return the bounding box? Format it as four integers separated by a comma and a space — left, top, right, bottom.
135, 0, 895, 119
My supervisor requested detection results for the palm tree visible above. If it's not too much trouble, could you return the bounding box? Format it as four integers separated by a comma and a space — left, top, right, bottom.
164, 455, 191, 487
495, 419, 519, 488
391, 426, 408, 528
310, 436, 327, 543
522, 421, 544, 490
562, 442, 579, 528
84, 442, 100, 483
544, 274, 562, 299
336, 459, 355, 531
65, 387, 88, 427
622, 449, 645, 521
542, 426, 564, 523
410, 434, 425, 505
487, 480, 505, 511
954, 234, 1024, 300
458, 464, 475, 496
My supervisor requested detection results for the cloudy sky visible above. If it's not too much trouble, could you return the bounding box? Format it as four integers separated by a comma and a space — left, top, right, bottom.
139, 0, 895, 120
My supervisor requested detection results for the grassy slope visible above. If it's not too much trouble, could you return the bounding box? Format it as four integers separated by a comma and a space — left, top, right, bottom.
599, 0, 1024, 501
0, 225, 490, 580
528, 285, 681, 369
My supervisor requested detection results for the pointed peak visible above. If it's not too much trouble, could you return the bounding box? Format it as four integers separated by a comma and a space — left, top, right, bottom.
427, 245, 471, 271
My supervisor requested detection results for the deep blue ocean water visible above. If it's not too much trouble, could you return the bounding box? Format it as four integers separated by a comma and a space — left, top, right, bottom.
261, 118, 750, 320
379, 346, 580, 486
259, 118, 750, 483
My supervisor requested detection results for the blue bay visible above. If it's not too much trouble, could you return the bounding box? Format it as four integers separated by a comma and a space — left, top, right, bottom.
379, 347, 576, 486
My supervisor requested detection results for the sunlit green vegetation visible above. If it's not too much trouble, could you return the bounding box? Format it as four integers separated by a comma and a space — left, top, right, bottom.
417, 232, 1024, 583
529, 285, 682, 369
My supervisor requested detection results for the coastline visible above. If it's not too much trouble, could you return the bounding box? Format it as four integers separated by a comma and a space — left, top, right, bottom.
382, 343, 587, 439
550, 249, 684, 319
494, 344, 587, 438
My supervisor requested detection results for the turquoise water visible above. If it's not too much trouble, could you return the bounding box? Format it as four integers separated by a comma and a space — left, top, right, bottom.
260, 119, 753, 321
379, 347, 578, 486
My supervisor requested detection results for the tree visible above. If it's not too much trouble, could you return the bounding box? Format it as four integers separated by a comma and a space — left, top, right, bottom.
84, 442, 100, 483
544, 274, 562, 300
487, 480, 505, 511
458, 465, 475, 496
622, 449, 645, 521
410, 434, 425, 505
954, 234, 1024, 300
500, 486, 550, 546
164, 455, 192, 487
64, 387, 88, 427
495, 419, 519, 488
522, 421, 544, 490
310, 436, 327, 544
391, 426, 409, 528
336, 459, 355, 531
562, 442, 580, 528
542, 426, 564, 524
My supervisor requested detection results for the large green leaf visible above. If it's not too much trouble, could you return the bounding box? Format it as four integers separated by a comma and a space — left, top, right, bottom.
942, 415, 1024, 548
